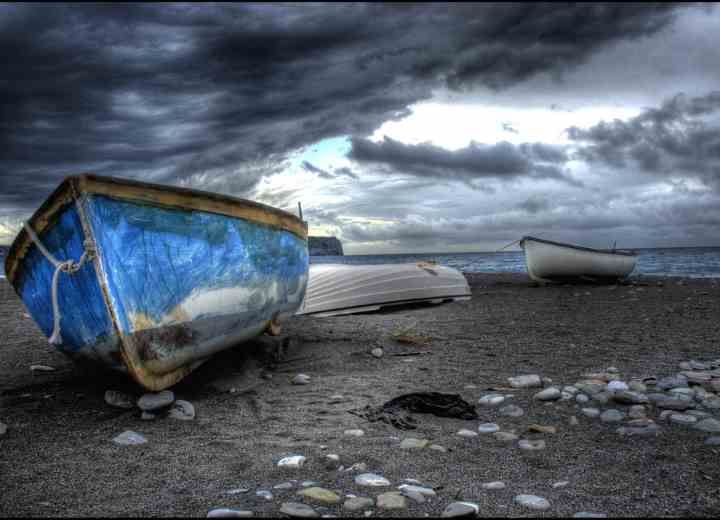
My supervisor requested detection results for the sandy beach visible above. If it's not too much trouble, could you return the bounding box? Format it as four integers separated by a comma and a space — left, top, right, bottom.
1, 272, 720, 517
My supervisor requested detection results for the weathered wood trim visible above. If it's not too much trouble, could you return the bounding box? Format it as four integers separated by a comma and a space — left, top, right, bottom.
77, 174, 307, 239
4, 173, 308, 285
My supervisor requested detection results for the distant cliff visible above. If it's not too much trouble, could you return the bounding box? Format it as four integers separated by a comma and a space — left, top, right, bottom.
308, 236, 344, 256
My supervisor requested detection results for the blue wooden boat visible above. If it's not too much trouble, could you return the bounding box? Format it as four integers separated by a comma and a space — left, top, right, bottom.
4, 174, 308, 390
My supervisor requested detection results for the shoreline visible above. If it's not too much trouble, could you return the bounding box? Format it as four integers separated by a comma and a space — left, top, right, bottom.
1, 273, 720, 517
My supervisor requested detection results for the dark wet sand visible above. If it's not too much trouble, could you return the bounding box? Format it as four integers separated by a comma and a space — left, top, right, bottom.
1, 273, 720, 517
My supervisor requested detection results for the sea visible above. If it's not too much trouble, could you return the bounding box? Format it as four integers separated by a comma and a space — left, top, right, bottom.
2, 245, 720, 279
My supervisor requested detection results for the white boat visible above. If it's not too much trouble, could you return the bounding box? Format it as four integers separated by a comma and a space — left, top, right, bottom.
519, 236, 638, 284
296, 262, 471, 317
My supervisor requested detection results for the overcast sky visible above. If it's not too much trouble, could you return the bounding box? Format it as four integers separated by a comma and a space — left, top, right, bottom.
1, 3, 719, 253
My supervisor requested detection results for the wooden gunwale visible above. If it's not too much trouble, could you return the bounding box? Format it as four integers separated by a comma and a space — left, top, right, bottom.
4, 173, 308, 285
521, 236, 637, 257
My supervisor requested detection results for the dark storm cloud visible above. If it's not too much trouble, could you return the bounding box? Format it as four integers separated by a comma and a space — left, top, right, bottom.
568, 91, 720, 190
348, 136, 579, 187
0, 2, 688, 217
302, 161, 335, 180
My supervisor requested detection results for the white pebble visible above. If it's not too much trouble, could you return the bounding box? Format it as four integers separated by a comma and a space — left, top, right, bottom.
481, 481, 505, 490
344, 429, 365, 437
112, 430, 147, 446
514, 494, 550, 511
457, 429, 478, 438
355, 473, 390, 487
292, 374, 311, 385
137, 390, 175, 411
168, 400, 195, 420
479, 394, 506, 407
478, 423, 500, 434
278, 455, 306, 469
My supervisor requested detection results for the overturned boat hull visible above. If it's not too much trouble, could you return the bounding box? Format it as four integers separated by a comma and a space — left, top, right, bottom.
519, 236, 637, 284
296, 262, 471, 317
4, 174, 308, 390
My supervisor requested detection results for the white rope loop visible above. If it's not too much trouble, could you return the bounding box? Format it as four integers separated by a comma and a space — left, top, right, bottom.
23, 222, 95, 345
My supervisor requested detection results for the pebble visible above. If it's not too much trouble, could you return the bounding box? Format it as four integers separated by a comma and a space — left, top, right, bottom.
168, 400, 195, 420
654, 396, 694, 411
371, 348, 384, 358
628, 381, 647, 393
441, 502, 479, 518
292, 374, 311, 385
481, 481, 506, 490
628, 405, 646, 418
0, 422, 7, 436
493, 432, 518, 442
600, 409, 625, 423
669, 413, 698, 425
274, 482, 295, 490
607, 381, 629, 392
704, 436, 720, 446
328, 395, 344, 404
534, 387, 562, 401
701, 396, 720, 409
573, 513, 608, 518
278, 455, 306, 469
668, 387, 694, 397
104, 390, 135, 409
297, 487, 341, 505
376, 492, 406, 510
659, 410, 674, 421
400, 488, 425, 503
612, 391, 648, 405
112, 430, 147, 446
397, 484, 436, 497
694, 418, 720, 433
279, 502, 318, 518
137, 390, 175, 411
344, 429, 364, 437
457, 429, 478, 438
429, 444, 447, 452
514, 494, 550, 511
507, 374, 542, 389
226, 488, 250, 495
569, 416, 580, 426
355, 473, 390, 487
343, 497, 374, 512
575, 382, 606, 395
30, 364, 55, 372
563, 385, 579, 395
256, 490, 274, 500
656, 375, 688, 391
518, 439, 546, 451
575, 394, 590, 404
591, 392, 610, 405
400, 438, 430, 449
478, 423, 500, 434
581, 408, 600, 418
552, 481, 569, 489
206, 509, 254, 518
499, 405, 524, 417
478, 394, 506, 407
301, 481, 318, 488
607, 367, 619, 373
140, 411, 156, 421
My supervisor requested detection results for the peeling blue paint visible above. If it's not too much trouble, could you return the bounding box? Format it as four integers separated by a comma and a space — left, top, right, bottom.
84, 195, 308, 336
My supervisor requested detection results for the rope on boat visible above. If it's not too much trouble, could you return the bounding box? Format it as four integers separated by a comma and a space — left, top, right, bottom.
496, 238, 522, 252
23, 222, 96, 345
